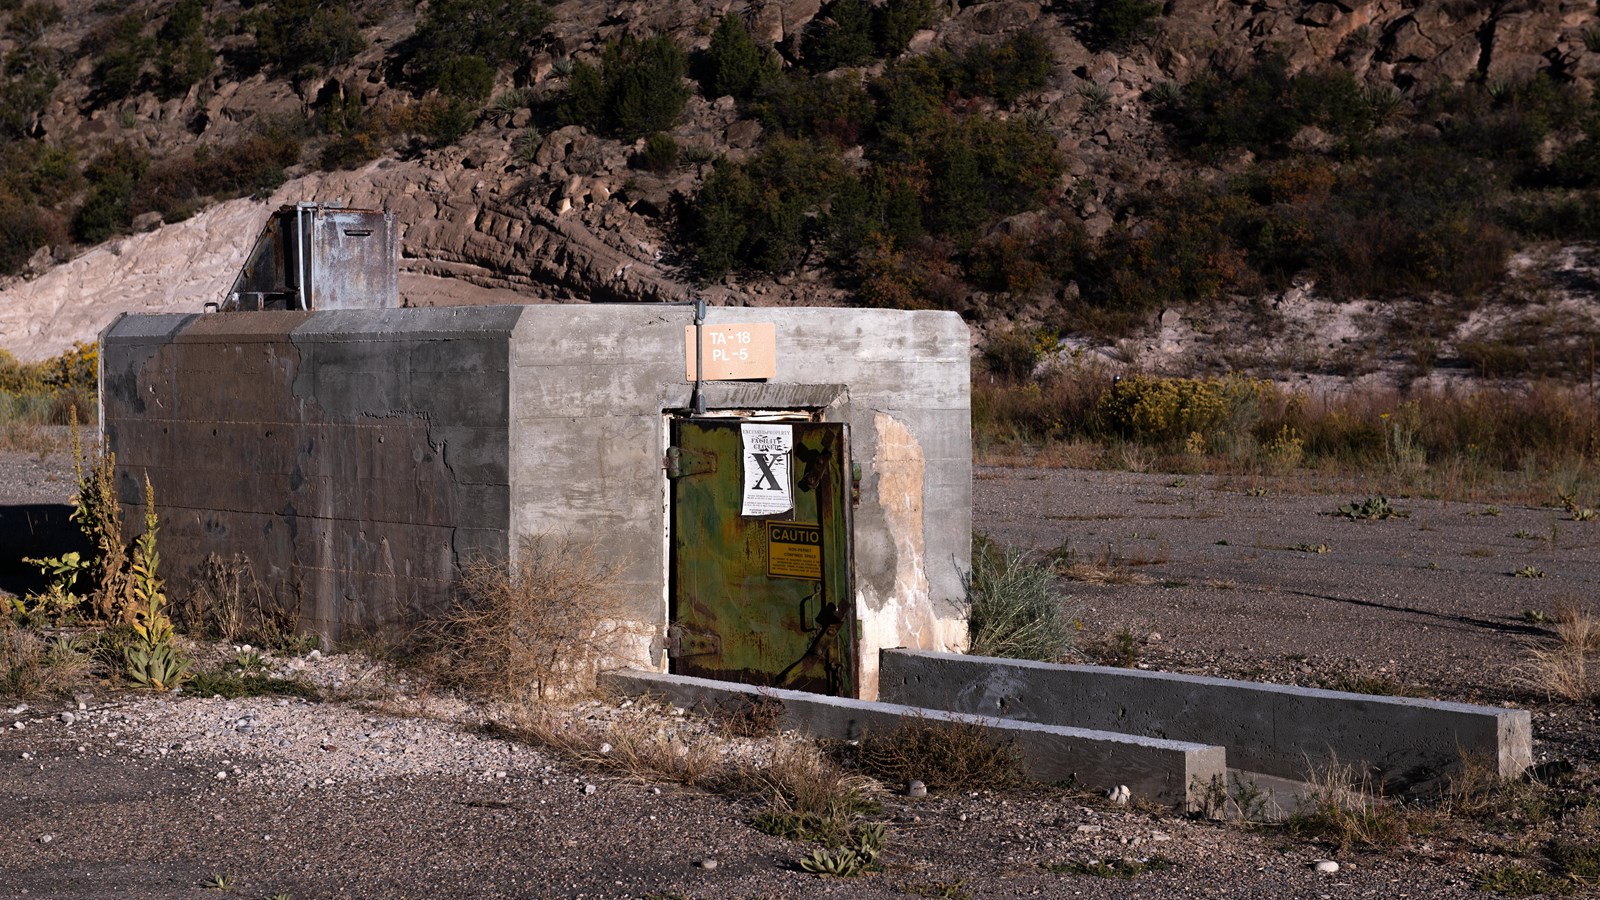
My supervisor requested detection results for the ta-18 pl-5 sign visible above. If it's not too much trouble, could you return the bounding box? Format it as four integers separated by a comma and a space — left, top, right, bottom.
684, 324, 777, 381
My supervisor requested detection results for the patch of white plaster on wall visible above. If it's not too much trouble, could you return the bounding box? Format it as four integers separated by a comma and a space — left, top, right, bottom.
856, 412, 967, 700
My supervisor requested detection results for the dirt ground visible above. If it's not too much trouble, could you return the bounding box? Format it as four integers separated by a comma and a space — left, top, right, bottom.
2, 451, 1598, 898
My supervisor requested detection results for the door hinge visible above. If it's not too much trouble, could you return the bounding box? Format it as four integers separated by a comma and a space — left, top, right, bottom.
665, 446, 716, 479
666, 624, 722, 658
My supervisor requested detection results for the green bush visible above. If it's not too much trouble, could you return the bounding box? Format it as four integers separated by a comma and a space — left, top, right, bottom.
1158, 57, 1381, 160
248, 0, 364, 75
557, 33, 689, 141
1089, 0, 1162, 49
0, 52, 57, 138
406, 0, 549, 92
959, 32, 1054, 106
154, 0, 214, 100
0, 195, 59, 274
131, 131, 301, 223
435, 54, 494, 103
752, 70, 874, 145
917, 113, 1064, 243
700, 13, 778, 101
87, 13, 151, 100
688, 138, 844, 277
802, 0, 876, 72
872, 0, 939, 58
1427, 75, 1585, 174
72, 144, 148, 243
5, 1, 59, 44
636, 132, 679, 173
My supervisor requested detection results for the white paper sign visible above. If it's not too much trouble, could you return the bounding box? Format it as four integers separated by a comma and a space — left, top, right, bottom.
741, 423, 793, 516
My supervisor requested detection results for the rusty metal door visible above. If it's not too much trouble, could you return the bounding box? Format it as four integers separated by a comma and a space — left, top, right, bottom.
668, 419, 855, 696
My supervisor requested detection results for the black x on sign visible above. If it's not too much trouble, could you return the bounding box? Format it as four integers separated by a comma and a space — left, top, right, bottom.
741, 423, 793, 516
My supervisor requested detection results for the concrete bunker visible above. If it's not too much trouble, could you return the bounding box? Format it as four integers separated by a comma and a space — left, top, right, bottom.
100, 302, 972, 701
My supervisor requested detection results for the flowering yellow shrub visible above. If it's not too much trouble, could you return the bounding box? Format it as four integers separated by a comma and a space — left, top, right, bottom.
1095, 374, 1278, 447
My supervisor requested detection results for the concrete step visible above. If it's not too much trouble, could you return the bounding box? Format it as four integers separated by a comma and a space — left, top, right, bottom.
879, 649, 1533, 794
601, 668, 1227, 809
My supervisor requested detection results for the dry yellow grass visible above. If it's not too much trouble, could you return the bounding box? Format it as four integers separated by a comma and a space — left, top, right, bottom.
1517, 599, 1599, 702
431, 534, 644, 700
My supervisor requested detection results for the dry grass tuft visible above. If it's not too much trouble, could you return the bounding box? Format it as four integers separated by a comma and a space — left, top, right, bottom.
741, 738, 882, 845
488, 700, 881, 845
1286, 757, 1411, 852
431, 534, 640, 700
853, 714, 1024, 793
1517, 598, 1600, 702
1, 620, 92, 697
494, 702, 723, 786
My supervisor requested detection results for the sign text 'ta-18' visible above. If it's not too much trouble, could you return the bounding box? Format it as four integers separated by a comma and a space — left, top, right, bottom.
684, 323, 778, 381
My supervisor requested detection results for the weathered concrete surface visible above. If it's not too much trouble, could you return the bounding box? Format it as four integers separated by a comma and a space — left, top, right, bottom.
879, 650, 1534, 790
101, 308, 517, 640
102, 305, 970, 694
602, 669, 1225, 808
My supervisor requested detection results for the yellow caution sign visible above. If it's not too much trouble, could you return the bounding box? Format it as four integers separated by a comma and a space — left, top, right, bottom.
767, 522, 822, 581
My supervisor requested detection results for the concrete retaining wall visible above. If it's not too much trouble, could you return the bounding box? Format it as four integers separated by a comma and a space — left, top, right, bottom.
603, 669, 1226, 808
879, 650, 1533, 789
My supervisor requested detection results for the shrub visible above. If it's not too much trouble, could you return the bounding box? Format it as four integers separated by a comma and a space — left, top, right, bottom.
1079, 181, 1255, 310
1157, 57, 1380, 160
154, 0, 212, 100
72, 144, 148, 243
854, 714, 1024, 791
752, 70, 874, 146
87, 12, 152, 101
406, 0, 549, 90
434, 54, 494, 103
636, 132, 679, 173
959, 32, 1054, 106
1089, 0, 1162, 50
1095, 374, 1276, 448
980, 328, 1049, 381
917, 112, 1062, 242
687, 138, 844, 278
130, 131, 301, 223
872, 0, 939, 58
700, 13, 778, 101
557, 33, 689, 141
5, 1, 59, 44
432, 534, 634, 699
964, 536, 1074, 662
0, 52, 58, 139
248, 0, 364, 76
0, 195, 59, 274
802, 0, 876, 72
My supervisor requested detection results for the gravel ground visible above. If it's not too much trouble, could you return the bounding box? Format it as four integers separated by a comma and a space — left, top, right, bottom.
2, 450, 1597, 898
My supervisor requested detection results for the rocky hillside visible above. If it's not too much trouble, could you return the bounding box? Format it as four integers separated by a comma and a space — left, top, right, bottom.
1, 0, 1597, 383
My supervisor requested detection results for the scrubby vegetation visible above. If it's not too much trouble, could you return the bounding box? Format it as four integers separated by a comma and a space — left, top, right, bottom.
974, 360, 1600, 501
556, 32, 690, 141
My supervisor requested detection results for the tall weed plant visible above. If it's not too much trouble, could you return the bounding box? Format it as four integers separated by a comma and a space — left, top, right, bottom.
964, 535, 1074, 662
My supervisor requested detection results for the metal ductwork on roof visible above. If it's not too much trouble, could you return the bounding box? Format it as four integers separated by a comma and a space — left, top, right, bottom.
221, 203, 398, 312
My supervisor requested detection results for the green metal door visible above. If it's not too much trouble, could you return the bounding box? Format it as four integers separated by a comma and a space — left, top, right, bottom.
668, 419, 855, 696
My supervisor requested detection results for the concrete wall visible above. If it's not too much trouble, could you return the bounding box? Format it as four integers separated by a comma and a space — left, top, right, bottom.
880, 650, 1533, 789
101, 308, 516, 637
101, 305, 970, 697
